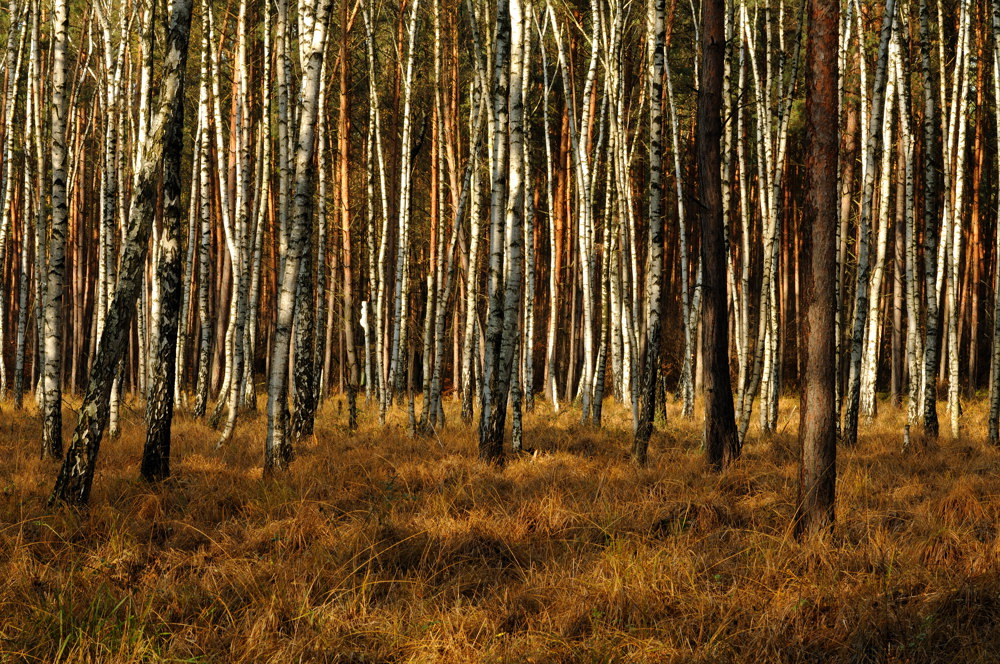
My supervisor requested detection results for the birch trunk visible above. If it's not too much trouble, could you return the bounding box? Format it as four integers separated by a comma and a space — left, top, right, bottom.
41, 0, 69, 459
264, 0, 334, 473
142, 17, 188, 479
859, 52, 897, 422
919, 0, 940, 437
538, 11, 560, 414
460, 82, 486, 424
192, 25, 212, 418
218, 0, 254, 445
0, 0, 27, 398
894, 38, 922, 427
50, 0, 194, 505
243, 8, 271, 410
385, 0, 422, 413
632, 0, 665, 466
480, 0, 525, 457
13, 4, 37, 409
478, 0, 511, 462
947, 0, 973, 439
842, 0, 896, 447
362, 0, 391, 416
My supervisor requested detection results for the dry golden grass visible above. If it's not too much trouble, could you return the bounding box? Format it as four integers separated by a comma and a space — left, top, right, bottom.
2, 394, 1000, 663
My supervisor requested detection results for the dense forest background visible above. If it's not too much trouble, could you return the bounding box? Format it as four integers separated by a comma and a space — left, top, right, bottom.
0, 0, 997, 493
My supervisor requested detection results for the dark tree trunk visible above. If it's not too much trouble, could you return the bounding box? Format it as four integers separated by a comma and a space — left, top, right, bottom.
796, 0, 839, 536
698, 0, 739, 470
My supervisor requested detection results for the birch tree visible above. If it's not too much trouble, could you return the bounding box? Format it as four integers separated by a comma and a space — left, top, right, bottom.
264, 0, 334, 473
141, 2, 188, 479
50, 0, 195, 505
0, 0, 27, 399
41, 0, 69, 459
842, 0, 895, 448
632, 0, 665, 467
919, 0, 940, 438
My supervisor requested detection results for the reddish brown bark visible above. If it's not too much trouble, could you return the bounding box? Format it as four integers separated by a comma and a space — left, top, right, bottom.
699, 0, 739, 469
797, 0, 839, 536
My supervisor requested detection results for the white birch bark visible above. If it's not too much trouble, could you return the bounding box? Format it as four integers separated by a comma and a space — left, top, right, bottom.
893, 31, 923, 426
207, 4, 238, 428
481, 0, 525, 457
537, 10, 560, 414
264, 0, 334, 472
632, 0, 665, 466
520, 2, 535, 413
362, 0, 391, 418
386, 0, 422, 412
478, 0, 512, 460
735, 0, 804, 440
460, 90, 486, 423
218, 0, 254, 445
192, 25, 213, 418
918, 0, 940, 436
243, 7, 271, 410
41, 0, 70, 458
859, 44, 898, 422
842, 0, 896, 447
946, 0, 973, 438
0, 0, 27, 397
51, 0, 194, 504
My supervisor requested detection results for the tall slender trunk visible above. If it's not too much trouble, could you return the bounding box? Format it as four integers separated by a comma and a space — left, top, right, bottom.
920, 0, 940, 437
460, 47, 487, 423
385, 0, 421, 414
193, 22, 212, 418
264, 0, 334, 473
218, 0, 254, 445
0, 1, 27, 398
797, 0, 838, 536
50, 0, 195, 505
478, 0, 511, 462
338, 0, 359, 430
946, 0, 973, 439
142, 14, 188, 479
858, 53, 897, 422
700, 0, 739, 469
538, 10, 560, 414
41, 0, 70, 459
243, 3, 271, 410
989, 0, 1000, 445
481, 0, 526, 455
842, 0, 896, 448
632, 0, 665, 466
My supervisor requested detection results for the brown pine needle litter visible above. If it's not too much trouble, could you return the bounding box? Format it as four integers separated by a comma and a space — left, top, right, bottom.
2, 395, 1000, 663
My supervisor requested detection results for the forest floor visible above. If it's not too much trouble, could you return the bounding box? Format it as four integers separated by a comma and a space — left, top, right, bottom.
2, 394, 1000, 663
